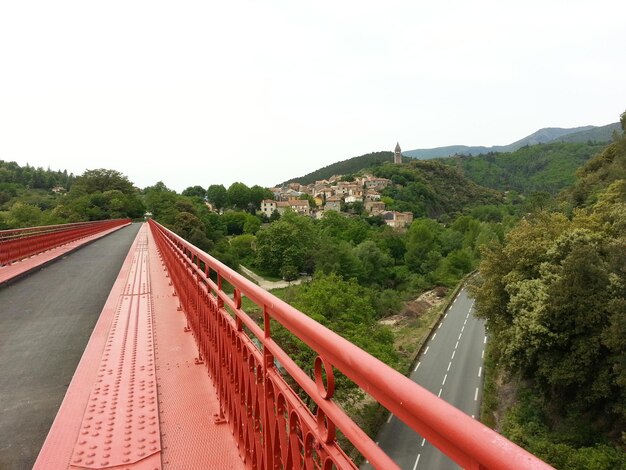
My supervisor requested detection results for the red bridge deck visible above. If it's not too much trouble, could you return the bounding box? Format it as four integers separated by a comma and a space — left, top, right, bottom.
35, 224, 244, 469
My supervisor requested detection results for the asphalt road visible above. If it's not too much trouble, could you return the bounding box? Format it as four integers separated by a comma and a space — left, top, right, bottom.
363, 288, 486, 470
0, 223, 141, 470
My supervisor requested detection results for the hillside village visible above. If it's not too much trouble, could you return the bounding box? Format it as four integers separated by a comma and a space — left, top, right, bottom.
260, 144, 413, 229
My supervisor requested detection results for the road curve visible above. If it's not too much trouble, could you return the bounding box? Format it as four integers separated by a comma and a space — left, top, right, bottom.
363, 288, 486, 470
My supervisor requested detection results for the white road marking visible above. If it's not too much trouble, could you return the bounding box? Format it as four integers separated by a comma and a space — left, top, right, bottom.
474, 387, 479, 401
478, 367, 482, 378
387, 414, 393, 423
432, 333, 437, 340
414, 362, 421, 372
484, 336, 487, 344
421, 438, 426, 446
458, 333, 462, 340
442, 374, 447, 386
438, 388, 443, 397
438, 323, 442, 329
461, 325, 465, 333
424, 346, 429, 354
455, 341, 459, 349
471, 414, 475, 419
451, 350, 456, 360
413, 454, 421, 470
444, 313, 448, 319
481, 349, 484, 359
453, 297, 457, 303
447, 361, 452, 371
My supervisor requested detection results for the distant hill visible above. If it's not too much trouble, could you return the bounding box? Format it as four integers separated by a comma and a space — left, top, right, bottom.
439, 141, 608, 194
553, 122, 621, 144
281, 151, 410, 185
403, 123, 618, 159
282, 123, 619, 193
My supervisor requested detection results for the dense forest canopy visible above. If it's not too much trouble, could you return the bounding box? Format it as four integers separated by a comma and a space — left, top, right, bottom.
374, 160, 503, 219
473, 121, 626, 469
440, 141, 608, 194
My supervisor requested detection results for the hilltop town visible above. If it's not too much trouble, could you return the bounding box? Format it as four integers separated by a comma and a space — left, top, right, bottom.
260, 143, 413, 229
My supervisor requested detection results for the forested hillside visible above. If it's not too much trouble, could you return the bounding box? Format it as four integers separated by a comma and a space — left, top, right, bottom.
473, 117, 626, 469
373, 160, 503, 219
283, 140, 610, 197
441, 141, 608, 194
0, 166, 144, 229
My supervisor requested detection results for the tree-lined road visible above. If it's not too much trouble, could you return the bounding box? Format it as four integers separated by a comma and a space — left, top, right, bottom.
363, 288, 486, 470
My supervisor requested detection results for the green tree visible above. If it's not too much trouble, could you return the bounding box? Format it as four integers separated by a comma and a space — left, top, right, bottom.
230, 234, 256, 263
404, 218, 442, 274
255, 211, 318, 276
72, 169, 135, 195
313, 239, 364, 280
353, 240, 393, 286
207, 184, 228, 211
172, 212, 212, 251
182, 185, 207, 199
249, 185, 273, 211
2, 202, 43, 228
243, 214, 261, 234
221, 211, 248, 235
227, 182, 251, 210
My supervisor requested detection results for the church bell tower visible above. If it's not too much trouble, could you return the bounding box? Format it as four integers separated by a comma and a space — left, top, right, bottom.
394, 142, 402, 164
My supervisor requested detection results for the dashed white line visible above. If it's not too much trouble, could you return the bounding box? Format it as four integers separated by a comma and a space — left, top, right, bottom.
432, 333, 437, 340
478, 366, 482, 378
442, 374, 447, 386
474, 387, 479, 401
458, 333, 462, 340
421, 438, 426, 446
461, 325, 465, 333
455, 341, 459, 349
438, 323, 442, 329
387, 414, 393, 423
484, 336, 487, 344
447, 361, 452, 372
481, 349, 484, 359
444, 313, 448, 319
451, 350, 456, 360
438, 388, 443, 397
414, 361, 421, 372
471, 414, 475, 419
424, 346, 429, 354
413, 454, 421, 470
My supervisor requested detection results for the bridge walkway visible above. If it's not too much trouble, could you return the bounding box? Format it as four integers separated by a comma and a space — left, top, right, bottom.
1, 223, 243, 469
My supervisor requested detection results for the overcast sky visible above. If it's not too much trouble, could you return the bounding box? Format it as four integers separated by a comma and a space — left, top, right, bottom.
1, 1, 624, 192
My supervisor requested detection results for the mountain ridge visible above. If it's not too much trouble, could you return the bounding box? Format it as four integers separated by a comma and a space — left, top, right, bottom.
283, 122, 619, 185
403, 122, 619, 159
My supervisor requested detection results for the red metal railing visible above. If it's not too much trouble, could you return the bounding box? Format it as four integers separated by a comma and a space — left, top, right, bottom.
0, 219, 131, 266
149, 219, 553, 470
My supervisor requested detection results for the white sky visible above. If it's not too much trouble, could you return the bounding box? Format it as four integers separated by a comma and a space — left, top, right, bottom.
1, 1, 624, 192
